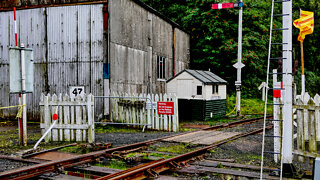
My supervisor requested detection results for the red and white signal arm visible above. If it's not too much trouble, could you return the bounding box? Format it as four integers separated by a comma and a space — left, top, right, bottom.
157, 102, 174, 115
212, 3, 234, 9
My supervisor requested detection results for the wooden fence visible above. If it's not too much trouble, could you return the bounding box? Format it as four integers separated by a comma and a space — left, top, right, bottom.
110, 93, 179, 132
294, 93, 320, 161
39, 93, 95, 143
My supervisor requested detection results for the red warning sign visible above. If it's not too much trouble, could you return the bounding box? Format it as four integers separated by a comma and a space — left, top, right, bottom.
273, 82, 283, 98
157, 102, 174, 115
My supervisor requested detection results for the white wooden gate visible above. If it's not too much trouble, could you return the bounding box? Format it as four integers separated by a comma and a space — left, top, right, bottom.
110, 93, 179, 132
274, 92, 320, 162
39, 93, 95, 143
294, 93, 320, 161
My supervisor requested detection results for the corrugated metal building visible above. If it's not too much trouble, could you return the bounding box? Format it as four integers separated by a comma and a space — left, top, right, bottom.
0, 0, 190, 119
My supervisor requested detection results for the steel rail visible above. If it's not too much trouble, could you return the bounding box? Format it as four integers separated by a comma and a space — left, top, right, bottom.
97, 125, 273, 180
0, 141, 153, 179
203, 116, 271, 130
0, 117, 269, 179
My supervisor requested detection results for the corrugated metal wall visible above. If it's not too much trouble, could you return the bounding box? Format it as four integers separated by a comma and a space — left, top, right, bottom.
109, 0, 190, 94
0, 4, 105, 119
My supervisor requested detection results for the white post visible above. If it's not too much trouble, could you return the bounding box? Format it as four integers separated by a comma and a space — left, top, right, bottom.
273, 69, 281, 163
21, 44, 27, 146
301, 75, 305, 96
282, 0, 293, 165
234, 0, 244, 116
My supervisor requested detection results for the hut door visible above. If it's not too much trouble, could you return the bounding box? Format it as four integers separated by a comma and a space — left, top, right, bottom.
177, 79, 192, 98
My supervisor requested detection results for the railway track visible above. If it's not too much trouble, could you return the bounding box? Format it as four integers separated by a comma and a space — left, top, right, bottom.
0, 116, 282, 179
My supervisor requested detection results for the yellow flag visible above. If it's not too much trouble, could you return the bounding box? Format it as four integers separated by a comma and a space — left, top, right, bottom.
293, 10, 314, 42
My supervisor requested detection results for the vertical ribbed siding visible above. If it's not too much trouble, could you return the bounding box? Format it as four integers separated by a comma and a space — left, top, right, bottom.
0, 4, 105, 119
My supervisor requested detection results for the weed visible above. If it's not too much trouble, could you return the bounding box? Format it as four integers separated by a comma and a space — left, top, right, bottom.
148, 153, 174, 159
107, 159, 127, 170
153, 143, 195, 154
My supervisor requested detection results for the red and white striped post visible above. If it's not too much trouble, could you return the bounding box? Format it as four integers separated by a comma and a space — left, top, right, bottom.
14, 7, 26, 146
13, 7, 18, 47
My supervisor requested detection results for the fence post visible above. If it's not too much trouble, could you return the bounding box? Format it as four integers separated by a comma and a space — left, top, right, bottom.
75, 96, 82, 141
58, 94, 63, 141
303, 93, 310, 141
82, 94, 87, 141
147, 94, 152, 129
296, 98, 305, 162
163, 93, 168, 131
40, 94, 45, 135
173, 94, 179, 132
70, 96, 75, 141
155, 94, 159, 130
87, 94, 95, 143
44, 94, 50, 142
63, 94, 70, 141
308, 98, 317, 158
314, 94, 320, 141
51, 94, 58, 141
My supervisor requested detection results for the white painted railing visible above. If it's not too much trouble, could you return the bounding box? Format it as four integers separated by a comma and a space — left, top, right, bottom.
39, 93, 95, 143
110, 93, 179, 132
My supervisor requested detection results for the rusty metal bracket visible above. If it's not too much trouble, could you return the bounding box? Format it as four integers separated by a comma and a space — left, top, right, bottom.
146, 168, 159, 178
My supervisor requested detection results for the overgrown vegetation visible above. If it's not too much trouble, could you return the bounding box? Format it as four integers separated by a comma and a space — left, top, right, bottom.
226, 95, 272, 115
141, 0, 320, 97
151, 143, 197, 154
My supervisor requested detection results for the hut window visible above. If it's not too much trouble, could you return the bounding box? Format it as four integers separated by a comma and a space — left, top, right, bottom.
157, 56, 166, 80
197, 86, 202, 95
212, 85, 219, 94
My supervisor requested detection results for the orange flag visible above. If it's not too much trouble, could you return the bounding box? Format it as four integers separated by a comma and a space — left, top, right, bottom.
293, 10, 314, 42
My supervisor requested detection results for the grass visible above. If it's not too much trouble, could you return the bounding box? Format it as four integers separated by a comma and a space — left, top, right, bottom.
107, 159, 127, 170
152, 143, 196, 154
95, 125, 142, 133
226, 95, 272, 115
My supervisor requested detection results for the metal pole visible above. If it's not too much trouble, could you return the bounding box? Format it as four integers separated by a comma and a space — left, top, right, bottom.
236, 0, 243, 116
21, 43, 27, 146
282, 0, 293, 164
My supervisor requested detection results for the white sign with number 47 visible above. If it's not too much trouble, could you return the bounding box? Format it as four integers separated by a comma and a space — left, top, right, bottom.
70, 86, 85, 99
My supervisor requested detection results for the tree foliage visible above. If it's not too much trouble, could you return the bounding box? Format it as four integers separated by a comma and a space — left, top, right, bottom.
141, 0, 320, 97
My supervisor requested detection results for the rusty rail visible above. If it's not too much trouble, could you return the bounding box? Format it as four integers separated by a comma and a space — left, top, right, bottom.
97, 125, 273, 180
0, 117, 270, 179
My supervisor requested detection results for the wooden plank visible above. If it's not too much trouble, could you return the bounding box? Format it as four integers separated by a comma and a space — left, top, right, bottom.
40, 124, 89, 130
314, 94, 320, 141
147, 94, 152, 129
303, 93, 310, 141
176, 166, 279, 180
87, 94, 94, 143
63, 94, 71, 141
296, 98, 305, 163
70, 96, 75, 141
163, 94, 168, 131
173, 94, 179, 132
82, 95, 87, 142
40, 94, 45, 135
75, 96, 82, 141
51, 94, 58, 141
308, 98, 317, 159
192, 160, 261, 171
58, 94, 63, 141
44, 94, 51, 142
155, 94, 159, 130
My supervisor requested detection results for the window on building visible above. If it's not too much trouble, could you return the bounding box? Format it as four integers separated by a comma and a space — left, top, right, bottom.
197, 86, 202, 95
157, 56, 166, 80
212, 85, 219, 94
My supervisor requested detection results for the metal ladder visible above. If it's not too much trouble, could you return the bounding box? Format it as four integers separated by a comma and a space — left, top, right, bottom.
260, 0, 292, 179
